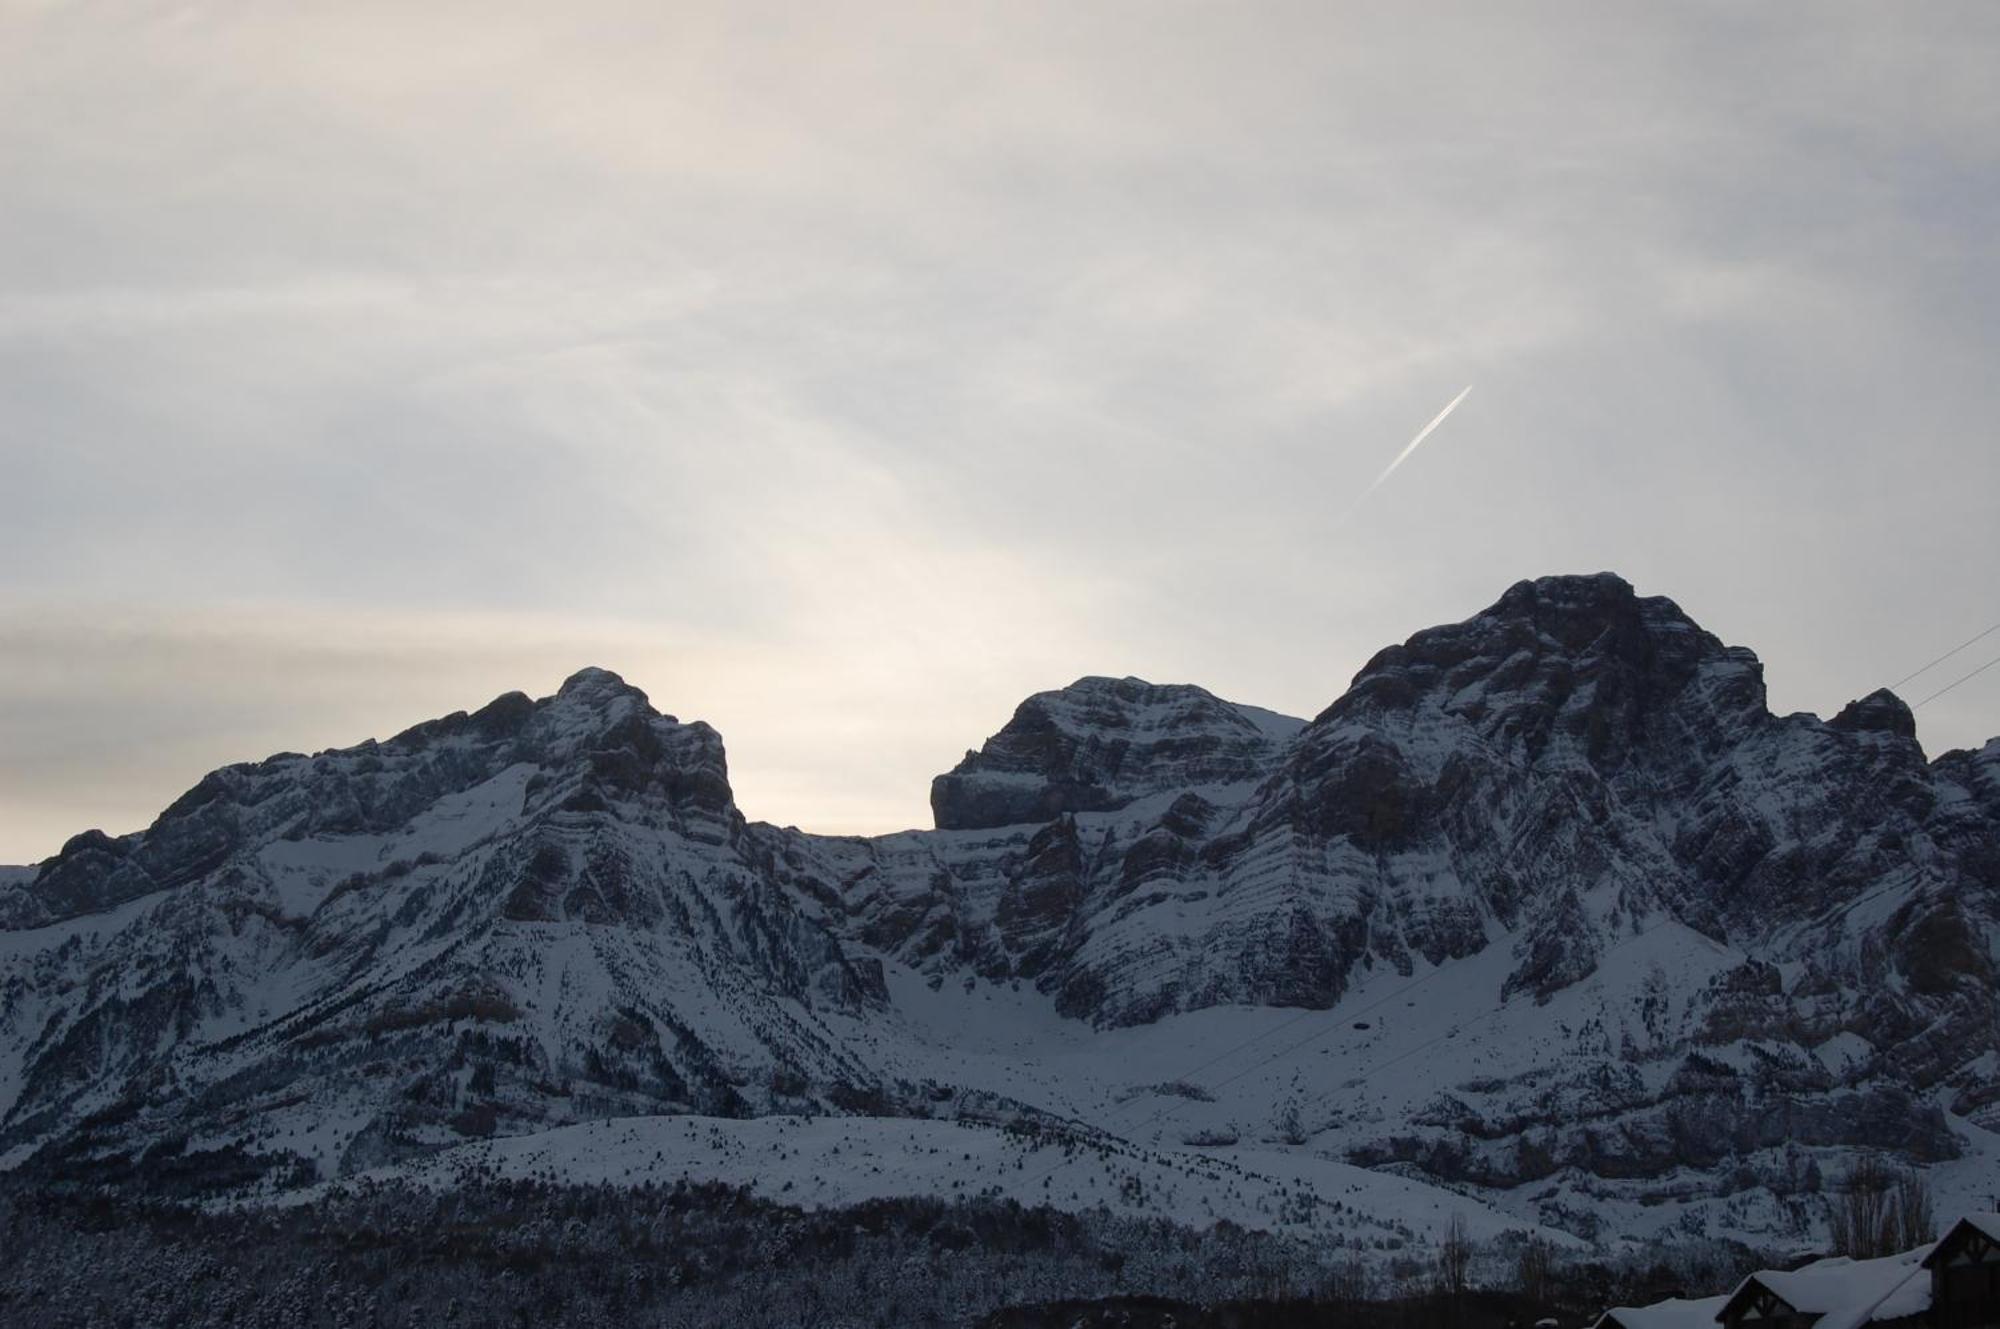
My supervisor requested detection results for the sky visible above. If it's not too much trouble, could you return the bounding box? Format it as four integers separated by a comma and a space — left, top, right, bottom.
3, 1, 1999, 862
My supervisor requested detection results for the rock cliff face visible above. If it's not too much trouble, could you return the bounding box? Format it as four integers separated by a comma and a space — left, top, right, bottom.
858, 575, 1996, 1031
930, 676, 1302, 830
14, 669, 739, 930
3, 575, 1997, 1246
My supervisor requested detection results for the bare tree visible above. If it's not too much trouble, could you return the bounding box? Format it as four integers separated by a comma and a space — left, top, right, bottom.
1516, 1234, 1555, 1307
1438, 1212, 1474, 1306
1830, 1157, 1934, 1258
1327, 1249, 1370, 1309
1273, 1096, 1308, 1146
1894, 1168, 1936, 1250
1831, 1156, 1895, 1257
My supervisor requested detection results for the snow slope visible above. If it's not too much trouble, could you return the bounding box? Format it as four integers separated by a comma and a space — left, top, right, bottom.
353, 1112, 1572, 1250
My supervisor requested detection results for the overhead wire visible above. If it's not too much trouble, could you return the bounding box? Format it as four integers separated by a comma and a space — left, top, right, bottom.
1912, 653, 2000, 710
1888, 620, 2000, 691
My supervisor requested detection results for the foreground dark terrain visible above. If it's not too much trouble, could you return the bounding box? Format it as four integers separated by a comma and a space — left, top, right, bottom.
0, 1177, 1754, 1329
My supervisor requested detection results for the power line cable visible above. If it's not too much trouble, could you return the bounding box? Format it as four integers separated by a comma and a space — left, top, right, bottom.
1889, 621, 2000, 691
1913, 652, 2000, 710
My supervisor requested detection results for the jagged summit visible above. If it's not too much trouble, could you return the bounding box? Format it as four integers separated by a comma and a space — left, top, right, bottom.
391, 666, 664, 751
10, 666, 736, 928
555, 664, 648, 706
1829, 687, 1918, 738
929, 674, 1306, 831
1328, 572, 1750, 731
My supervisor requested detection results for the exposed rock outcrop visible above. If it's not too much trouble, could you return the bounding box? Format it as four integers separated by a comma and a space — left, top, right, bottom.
931, 676, 1302, 830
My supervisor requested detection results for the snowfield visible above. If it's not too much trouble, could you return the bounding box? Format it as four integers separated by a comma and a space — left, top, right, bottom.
327, 1111, 1577, 1251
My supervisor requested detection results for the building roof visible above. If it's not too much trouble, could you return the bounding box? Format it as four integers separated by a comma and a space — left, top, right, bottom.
1723, 1248, 1933, 1329
1606, 1213, 2000, 1329
1920, 1214, 2000, 1267
1592, 1294, 1727, 1329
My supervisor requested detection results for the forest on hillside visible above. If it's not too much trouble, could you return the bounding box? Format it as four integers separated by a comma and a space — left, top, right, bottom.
0, 1177, 1768, 1329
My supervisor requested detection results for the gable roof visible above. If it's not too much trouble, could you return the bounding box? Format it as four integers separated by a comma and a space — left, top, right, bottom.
1920, 1214, 2000, 1268
1593, 1294, 1728, 1329
1608, 1214, 2000, 1329
1721, 1249, 1932, 1329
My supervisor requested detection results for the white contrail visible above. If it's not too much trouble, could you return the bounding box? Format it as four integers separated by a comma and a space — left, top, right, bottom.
1357, 383, 1473, 503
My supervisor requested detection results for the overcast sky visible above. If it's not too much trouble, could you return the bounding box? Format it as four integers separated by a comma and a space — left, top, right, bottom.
4, 1, 1998, 862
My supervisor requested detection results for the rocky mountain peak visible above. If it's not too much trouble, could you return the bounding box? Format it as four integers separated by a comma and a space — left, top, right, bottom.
380, 667, 657, 758
8, 668, 738, 927
556, 665, 647, 706
1829, 687, 1918, 739
1336, 573, 1723, 703
929, 676, 1305, 831
1315, 572, 1762, 776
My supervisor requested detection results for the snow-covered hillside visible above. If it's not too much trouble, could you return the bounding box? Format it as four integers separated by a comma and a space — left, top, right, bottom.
350, 1111, 1573, 1250
3, 572, 1996, 1260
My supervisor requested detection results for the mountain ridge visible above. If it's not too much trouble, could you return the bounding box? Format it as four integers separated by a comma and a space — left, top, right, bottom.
3, 572, 1997, 1256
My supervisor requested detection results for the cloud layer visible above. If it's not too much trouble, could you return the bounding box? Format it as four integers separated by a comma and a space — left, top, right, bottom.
3, 1, 1998, 859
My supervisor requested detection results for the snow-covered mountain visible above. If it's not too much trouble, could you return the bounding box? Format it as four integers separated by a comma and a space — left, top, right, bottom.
4, 573, 1997, 1254
0, 668, 884, 1181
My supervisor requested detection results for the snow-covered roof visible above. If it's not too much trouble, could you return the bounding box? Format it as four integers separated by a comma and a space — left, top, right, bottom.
1923, 1213, 2000, 1265
1593, 1293, 1727, 1329
1612, 1224, 1992, 1329
1726, 1247, 1933, 1329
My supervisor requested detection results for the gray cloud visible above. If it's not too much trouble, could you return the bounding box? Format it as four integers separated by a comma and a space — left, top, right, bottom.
2, 1, 1997, 860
